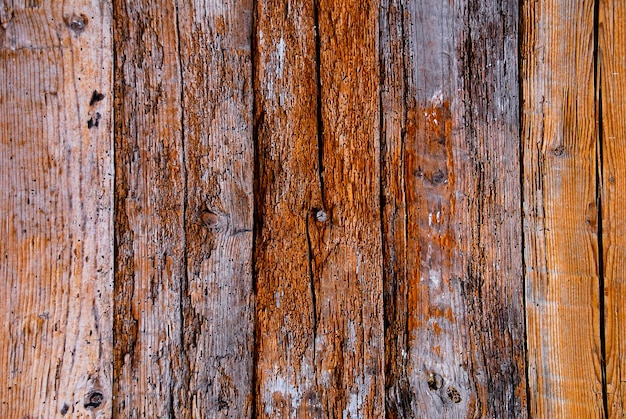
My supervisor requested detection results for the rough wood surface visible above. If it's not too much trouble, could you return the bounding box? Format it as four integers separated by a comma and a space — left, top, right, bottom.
112, 1, 187, 416
113, 0, 254, 416
4, 0, 624, 417
253, 0, 321, 416
600, 0, 626, 416
522, 0, 604, 416
255, 0, 384, 416
0, 0, 113, 417
177, 1, 255, 416
381, 0, 526, 417
314, 0, 384, 415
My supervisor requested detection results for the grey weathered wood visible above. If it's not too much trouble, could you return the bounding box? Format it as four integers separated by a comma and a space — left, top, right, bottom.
177, 0, 255, 415
113, 0, 254, 417
381, 0, 527, 416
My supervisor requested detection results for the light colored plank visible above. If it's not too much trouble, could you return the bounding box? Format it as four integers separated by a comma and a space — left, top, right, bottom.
600, 0, 626, 416
381, 0, 526, 417
112, 1, 187, 416
522, 0, 604, 416
0, 0, 113, 416
177, 0, 255, 415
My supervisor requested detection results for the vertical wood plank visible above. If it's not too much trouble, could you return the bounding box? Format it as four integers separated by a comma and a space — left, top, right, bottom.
177, 0, 255, 416
0, 0, 113, 416
381, 0, 526, 416
599, 0, 626, 416
522, 0, 604, 416
379, 0, 410, 414
112, 1, 187, 416
255, 0, 384, 416
314, 0, 384, 415
254, 0, 321, 416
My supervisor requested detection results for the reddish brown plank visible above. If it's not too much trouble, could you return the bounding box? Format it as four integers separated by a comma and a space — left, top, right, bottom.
314, 0, 384, 415
255, 0, 384, 416
253, 0, 321, 417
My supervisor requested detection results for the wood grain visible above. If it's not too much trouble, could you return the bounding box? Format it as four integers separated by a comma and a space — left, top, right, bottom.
599, 0, 626, 416
113, 0, 255, 417
0, 0, 113, 417
314, 0, 384, 415
253, 0, 321, 416
177, 0, 255, 416
522, 0, 604, 416
381, 0, 526, 417
255, 0, 384, 416
112, 1, 188, 416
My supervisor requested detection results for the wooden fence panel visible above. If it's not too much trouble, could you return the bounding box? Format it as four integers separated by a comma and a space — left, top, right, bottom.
255, 0, 384, 416
0, 0, 113, 417
314, 0, 384, 415
522, 0, 603, 416
113, 0, 255, 416
600, 0, 626, 416
177, 1, 255, 415
3, 0, 624, 417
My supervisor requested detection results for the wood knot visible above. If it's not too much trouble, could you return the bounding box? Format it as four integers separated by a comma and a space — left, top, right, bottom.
552, 144, 565, 157
446, 386, 461, 403
427, 372, 443, 390
84, 391, 103, 409
200, 209, 228, 231
431, 170, 448, 185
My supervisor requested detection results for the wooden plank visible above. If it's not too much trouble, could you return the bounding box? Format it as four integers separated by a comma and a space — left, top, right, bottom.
255, 0, 384, 416
381, 0, 526, 416
599, 0, 626, 416
521, 0, 604, 416
112, 1, 188, 416
253, 0, 321, 416
176, 0, 255, 416
0, 0, 113, 416
314, 0, 384, 415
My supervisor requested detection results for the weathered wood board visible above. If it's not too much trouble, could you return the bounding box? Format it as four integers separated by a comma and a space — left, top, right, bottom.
1, 0, 623, 417
1, 0, 113, 417
381, 0, 526, 417
522, 0, 604, 416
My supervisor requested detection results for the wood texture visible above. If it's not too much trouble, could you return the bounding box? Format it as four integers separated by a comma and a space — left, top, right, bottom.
113, 1, 187, 415
4, 0, 624, 417
255, 0, 384, 416
381, 0, 526, 417
0, 0, 113, 417
522, 0, 604, 416
253, 0, 321, 416
600, 0, 626, 416
177, 1, 254, 416
113, 0, 254, 416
